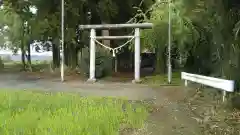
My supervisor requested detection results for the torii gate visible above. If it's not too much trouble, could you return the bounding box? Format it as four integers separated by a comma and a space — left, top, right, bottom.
78, 23, 153, 83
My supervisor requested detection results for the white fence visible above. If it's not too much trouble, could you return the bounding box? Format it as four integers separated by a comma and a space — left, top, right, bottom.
181, 72, 235, 101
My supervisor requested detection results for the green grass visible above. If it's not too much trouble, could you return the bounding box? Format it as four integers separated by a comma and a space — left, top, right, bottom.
142, 72, 182, 85
0, 90, 148, 135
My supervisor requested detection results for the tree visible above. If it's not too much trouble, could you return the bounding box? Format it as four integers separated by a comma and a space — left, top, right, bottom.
142, 0, 200, 73
2, 0, 38, 70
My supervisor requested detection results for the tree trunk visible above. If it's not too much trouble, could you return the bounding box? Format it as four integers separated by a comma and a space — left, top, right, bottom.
27, 41, 32, 71
21, 22, 26, 71
21, 42, 26, 70
101, 21, 110, 47
101, 21, 114, 72
52, 43, 60, 69
64, 43, 69, 66
154, 46, 166, 74
70, 44, 77, 69
69, 43, 77, 68
184, 50, 195, 73
63, 43, 78, 69
78, 47, 83, 66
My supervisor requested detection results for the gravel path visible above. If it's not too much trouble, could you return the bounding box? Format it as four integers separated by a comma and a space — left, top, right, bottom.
0, 73, 158, 101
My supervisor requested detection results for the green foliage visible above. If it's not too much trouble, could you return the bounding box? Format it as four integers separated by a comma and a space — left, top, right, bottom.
142, 72, 181, 85
0, 7, 22, 49
140, 0, 202, 73
0, 1, 38, 54
0, 90, 148, 135
142, 0, 199, 53
97, 0, 118, 22
80, 47, 113, 78
140, 0, 240, 88
0, 57, 4, 70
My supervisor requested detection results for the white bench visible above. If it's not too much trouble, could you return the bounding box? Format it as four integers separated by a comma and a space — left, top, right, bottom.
181, 72, 234, 101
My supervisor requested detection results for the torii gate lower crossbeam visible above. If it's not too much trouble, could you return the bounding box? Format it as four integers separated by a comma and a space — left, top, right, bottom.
78, 23, 153, 83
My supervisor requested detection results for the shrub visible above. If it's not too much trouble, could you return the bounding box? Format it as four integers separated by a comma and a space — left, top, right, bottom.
80, 47, 113, 78
0, 56, 4, 70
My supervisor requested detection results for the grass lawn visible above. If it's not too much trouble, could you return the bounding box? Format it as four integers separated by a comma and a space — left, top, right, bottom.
0, 90, 148, 135
142, 72, 182, 85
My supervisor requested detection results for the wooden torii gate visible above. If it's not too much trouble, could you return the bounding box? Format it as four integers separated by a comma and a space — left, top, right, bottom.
78, 23, 153, 83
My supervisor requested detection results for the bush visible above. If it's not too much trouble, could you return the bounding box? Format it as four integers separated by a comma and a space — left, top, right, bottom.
80, 47, 113, 78
0, 57, 4, 70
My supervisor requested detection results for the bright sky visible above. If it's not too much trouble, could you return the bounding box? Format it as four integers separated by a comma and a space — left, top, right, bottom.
0, 4, 36, 14
30, 6, 37, 14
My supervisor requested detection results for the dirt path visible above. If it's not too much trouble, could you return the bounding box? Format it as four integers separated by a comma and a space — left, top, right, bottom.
0, 73, 158, 100
0, 73, 201, 135
146, 86, 201, 135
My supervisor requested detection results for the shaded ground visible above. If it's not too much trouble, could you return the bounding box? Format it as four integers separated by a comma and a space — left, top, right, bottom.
0, 71, 201, 135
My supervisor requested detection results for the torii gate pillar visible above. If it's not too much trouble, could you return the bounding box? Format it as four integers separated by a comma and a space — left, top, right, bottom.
132, 28, 141, 83
88, 29, 96, 82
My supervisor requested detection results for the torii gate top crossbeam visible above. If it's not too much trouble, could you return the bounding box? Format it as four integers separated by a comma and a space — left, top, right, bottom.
79, 23, 153, 30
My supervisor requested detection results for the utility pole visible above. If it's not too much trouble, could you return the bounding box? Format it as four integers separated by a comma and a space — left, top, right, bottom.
168, 0, 172, 84
61, 0, 65, 82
